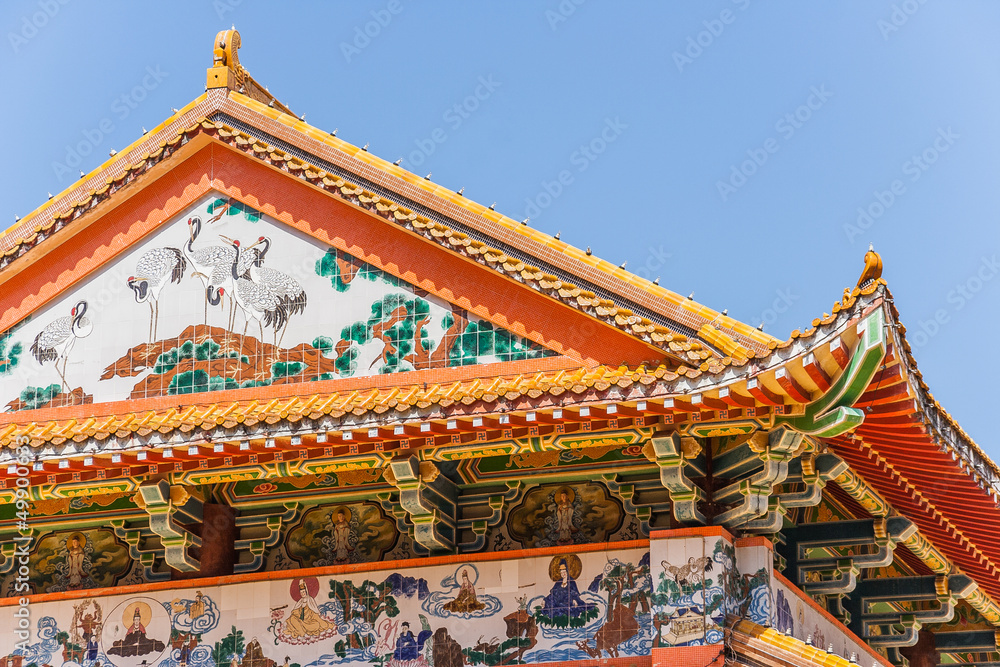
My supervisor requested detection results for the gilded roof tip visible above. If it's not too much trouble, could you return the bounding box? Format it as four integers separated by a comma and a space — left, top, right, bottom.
207, 29, 294, 116
857, 244, 884, 288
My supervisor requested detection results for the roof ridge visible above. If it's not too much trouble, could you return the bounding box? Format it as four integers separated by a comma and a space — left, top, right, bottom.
218, 93, 777, 355
196, 29, 777, 353
9, 30, 906, 365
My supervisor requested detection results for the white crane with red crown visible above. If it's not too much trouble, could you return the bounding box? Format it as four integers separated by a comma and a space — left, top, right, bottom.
240, 235, 307, 346
30, 299, 93, 391
127, 246, 187, 342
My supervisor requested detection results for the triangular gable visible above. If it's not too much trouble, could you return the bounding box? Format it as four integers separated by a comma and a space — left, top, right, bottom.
0, 29, 782, 402
0, 192, 558, 410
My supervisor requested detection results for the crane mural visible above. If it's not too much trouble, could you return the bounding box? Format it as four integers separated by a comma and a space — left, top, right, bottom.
183, 215, 236, 324
127, 247, 187, 341
0, 194, 553, 410
30, 300, 93, 391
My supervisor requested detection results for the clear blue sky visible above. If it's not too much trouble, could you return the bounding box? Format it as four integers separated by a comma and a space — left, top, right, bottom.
2, 2, 998, 455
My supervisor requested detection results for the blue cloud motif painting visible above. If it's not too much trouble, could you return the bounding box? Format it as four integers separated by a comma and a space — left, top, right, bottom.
11, 616, 61, 666
166, 593, 221, 635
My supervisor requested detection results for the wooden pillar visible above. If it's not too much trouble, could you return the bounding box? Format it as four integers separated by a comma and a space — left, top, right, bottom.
900, 630, 939, 667
171, 502, 236, 580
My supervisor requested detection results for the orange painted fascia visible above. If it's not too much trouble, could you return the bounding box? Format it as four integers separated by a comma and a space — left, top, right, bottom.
735, 535, 774, 550
0, 538, 649, 607
650, 526, 735, 542
652, 645, 724, 667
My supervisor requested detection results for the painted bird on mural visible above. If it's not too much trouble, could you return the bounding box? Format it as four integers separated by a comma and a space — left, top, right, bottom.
662, 556, 713, 587
30, 300, 93, 391
127, 247, 187, 341
222, 238, 287, 342
183, 216, 236, 324
242, 235, 307, 346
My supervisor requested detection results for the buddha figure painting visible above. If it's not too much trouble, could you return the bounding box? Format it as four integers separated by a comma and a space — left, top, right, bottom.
442, 569, 486, 613
105, 600, 167, 660
553, 487, 577, 545
533, 555, 599, 628
66, 533, 88, 589
274, 576, 339, 644
330, 506, 355, 564
422, 564, 501, 618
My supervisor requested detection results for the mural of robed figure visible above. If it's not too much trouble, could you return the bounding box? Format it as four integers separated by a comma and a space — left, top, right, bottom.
392, 622, 432, 663
535, 555, 598, 627
107, 603, 166, 657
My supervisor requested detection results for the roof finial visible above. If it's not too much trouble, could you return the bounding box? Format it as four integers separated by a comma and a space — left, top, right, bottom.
208, 28, 242, 89
856, 242, 883, 288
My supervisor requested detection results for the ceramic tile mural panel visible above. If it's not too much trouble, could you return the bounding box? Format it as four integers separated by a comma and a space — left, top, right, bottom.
772, 574, 872, 662
649, 533, 770, 648
0, 547, 651, 667
0, 194, 554, 411
650, 534, 727, 647
733, 541, 772, 627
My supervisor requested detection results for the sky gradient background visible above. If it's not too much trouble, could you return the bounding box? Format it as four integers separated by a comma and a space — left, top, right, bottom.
1, 2, 998, 456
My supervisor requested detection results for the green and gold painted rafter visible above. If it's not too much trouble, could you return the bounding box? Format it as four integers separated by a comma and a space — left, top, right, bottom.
775, 309, 886, 438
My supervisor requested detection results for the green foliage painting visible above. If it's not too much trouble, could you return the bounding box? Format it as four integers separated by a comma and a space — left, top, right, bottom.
328, 578, 400, 656
313, 246, 555, 378
154, 339, 247, 374
207, 197, 261, 223
212, 626, 246, 667
16, 384, 62, 410
336, 293, 435, 375
448, 320, 551, 366
0, 330, 22, 375
315, 247, 398, 293
168, 370, 239, 395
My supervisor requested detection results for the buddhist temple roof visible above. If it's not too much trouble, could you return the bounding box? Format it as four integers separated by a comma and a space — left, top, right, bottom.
0, 30, 777, 367
2, 29, 999, 645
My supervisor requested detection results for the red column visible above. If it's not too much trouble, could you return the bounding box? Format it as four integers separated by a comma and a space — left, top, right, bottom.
172, 502, 236, 580
900, 630, 939, 667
